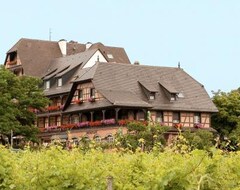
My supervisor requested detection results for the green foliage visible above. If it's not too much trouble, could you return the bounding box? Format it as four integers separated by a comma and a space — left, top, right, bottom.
212, 89, 240, 150
182, 130, 215, 151
115, 121, 169, 152
0, 146, 240, 189
0, 66, 49, 142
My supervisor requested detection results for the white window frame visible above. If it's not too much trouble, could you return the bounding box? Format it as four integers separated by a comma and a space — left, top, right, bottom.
194, 113, 201, 124
57, 78, 62, 87
45, 80, 50, 89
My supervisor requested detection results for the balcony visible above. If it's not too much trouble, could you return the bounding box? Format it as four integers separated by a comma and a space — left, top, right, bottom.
39, 119, 148, 133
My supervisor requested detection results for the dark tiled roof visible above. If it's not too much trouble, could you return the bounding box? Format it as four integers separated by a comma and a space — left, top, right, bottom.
158, 80, 179, 93
89, 43, 131, 64
42, 49, 97, 80
83, 62, 218, 112
44, 83, 73, 96
5, 38, 131, 78
64, 99, 113, 113
73, 62, 100, 83
5, 38, 86, 77
99, 89, 151, 107
138, 80, 158, 92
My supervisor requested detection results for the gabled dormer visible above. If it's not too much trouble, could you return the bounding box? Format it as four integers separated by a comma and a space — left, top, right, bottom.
138, 80, 158, 101
158, 80, 180, 102
82, 49, 107, 69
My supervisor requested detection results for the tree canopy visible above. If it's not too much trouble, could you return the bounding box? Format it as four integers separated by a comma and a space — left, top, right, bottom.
0, 66, 48, 142
212, 89, 240, 149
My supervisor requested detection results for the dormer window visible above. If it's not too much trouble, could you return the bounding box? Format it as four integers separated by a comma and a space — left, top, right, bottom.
170, 93, 177, 101
149, 92, 155, 100
57, 78, 62, 87
107, 54, 113, 59
90, 88, 95, 98
45, 80, 50, 89
138, 81, 158, 101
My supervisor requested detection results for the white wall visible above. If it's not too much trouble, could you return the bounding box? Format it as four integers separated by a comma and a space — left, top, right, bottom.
83, 50, 107, 68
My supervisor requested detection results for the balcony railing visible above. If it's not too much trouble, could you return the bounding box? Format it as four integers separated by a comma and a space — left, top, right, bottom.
38, 119, 149, 133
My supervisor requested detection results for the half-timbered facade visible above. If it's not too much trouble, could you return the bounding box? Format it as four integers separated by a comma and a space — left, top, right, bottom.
4, 38, 218, 143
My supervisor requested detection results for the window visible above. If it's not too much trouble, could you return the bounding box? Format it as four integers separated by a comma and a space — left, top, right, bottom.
72, 90, 79, 102
49, 117, 55, 126
83, 88, 90, 100
156, 111, 163, 123
94, 136, 101, 143
57, 98, 62, 106
194, 113, 201, 124
78, 89, 83, 100
57, 116, 61, 126
45, 80, 50, 89
136, 111, 145, 121
107, 54, 113, 59
57, 78, 62, 87
172, 112, 180, 123
149, 92, 155, 100
38, 118, 44, 128
44, 118, 49, 128
90, 88, 95, 98
106, 135, 114, 143
71, 115, 79, 124
170, 94, 176, 101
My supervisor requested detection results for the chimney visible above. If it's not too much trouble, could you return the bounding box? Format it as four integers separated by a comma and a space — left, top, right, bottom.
134, 61, 140, 65
58, 39, 67, 56
86, 42, 92, 50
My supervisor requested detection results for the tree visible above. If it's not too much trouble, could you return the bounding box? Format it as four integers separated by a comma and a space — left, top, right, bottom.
212, 89, 240, 150
0, 66, 49, 143
115, 121, 169, 152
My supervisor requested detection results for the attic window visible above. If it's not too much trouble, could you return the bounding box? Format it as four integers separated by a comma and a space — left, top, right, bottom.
57, 78, 62, 87
107, 54, 113, 59
149, 92, 155, 100
170, 93, 177, 101
90, 88, 95, 97
9, 52, 17, 61
45, 80, 50, 89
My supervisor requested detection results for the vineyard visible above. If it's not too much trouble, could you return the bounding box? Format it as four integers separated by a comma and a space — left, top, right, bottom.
0, 146, 240, 190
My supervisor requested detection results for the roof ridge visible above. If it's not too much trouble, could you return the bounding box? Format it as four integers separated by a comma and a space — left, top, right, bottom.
98, 62, 179, 69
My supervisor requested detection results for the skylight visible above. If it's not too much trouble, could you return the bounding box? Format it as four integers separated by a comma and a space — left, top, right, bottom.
107, 54, 113, 59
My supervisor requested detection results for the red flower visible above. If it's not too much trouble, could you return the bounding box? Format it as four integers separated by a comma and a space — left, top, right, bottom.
89, 121, 102, 127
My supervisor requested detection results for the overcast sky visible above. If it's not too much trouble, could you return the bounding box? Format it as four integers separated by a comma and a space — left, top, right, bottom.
1, 1, 240, 95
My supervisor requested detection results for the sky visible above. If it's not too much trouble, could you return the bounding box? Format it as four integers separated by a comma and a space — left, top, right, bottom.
1, 1, 240, 96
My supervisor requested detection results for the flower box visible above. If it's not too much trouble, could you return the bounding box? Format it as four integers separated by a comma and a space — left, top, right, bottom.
118, 119, 128, 126
47, 105, 61, 111
77, 121, 89, 128
101, 118, 116, 125
89, 121, 102, 127
61, 124, 76, 130
73, 99, 83, 104
46, 125, 59, 131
